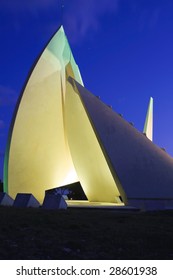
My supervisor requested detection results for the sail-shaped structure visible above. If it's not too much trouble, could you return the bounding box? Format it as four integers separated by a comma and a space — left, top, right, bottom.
4, 26, 83, 202
4, 26, 173, 209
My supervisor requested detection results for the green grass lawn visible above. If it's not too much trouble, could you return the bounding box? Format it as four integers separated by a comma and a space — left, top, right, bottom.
0, 206, 173, 260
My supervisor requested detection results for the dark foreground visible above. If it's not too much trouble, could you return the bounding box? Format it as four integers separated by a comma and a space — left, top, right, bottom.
0, 206, 173, 260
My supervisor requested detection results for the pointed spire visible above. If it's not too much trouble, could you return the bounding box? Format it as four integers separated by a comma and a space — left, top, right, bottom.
143, 97, 153, 141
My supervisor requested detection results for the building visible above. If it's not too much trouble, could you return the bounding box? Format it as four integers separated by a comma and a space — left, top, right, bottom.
4, 26, 173, 209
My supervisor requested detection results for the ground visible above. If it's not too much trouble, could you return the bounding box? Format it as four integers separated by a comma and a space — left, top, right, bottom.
0, 206, 173, 260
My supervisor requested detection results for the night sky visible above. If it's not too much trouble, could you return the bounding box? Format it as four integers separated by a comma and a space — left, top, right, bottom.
0, 0, 173, 181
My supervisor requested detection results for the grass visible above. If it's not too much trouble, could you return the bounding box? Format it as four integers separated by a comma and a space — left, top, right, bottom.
0, 206, 173, 260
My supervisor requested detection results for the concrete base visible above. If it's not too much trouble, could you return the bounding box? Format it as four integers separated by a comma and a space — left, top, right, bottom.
42, 194, 67, 210
13, 193, 40, 208
67, 200, 124, 208
65, 200, 140, 212
0, 192, 14, 206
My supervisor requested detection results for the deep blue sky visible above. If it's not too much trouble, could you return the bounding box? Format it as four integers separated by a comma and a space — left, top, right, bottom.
0, 0, 173, 180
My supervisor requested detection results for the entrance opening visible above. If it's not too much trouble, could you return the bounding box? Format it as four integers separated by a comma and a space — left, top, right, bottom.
45, 181, 87, 200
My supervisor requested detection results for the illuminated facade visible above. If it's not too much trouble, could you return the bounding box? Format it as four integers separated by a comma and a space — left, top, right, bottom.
4, 26, 173, 208
4, 26, 82, 202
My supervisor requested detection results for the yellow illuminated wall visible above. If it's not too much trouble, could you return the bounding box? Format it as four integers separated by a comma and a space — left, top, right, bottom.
4, 27, 83, 202
65, 78, 124, 203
